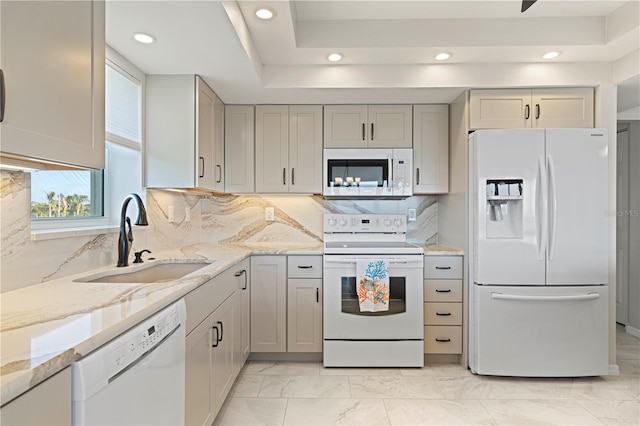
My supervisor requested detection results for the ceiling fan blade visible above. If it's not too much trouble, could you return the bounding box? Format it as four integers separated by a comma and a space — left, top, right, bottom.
521, 0, 538, 13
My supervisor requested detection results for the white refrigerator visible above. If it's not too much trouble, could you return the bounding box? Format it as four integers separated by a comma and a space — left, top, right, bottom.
468, 128, 609, 377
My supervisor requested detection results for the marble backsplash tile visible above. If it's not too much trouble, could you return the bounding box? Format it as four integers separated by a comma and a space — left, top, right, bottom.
142, 189, 438, 248
0, 172, 438, 292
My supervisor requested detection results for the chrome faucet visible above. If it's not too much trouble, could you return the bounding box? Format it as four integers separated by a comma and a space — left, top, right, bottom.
117, 193, 149, 267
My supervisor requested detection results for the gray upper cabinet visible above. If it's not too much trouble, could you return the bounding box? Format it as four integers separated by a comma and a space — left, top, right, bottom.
225, 105, 255, 193
413, 105, 449, 194
324, 105, 412, 148
146, 75, 224, 191
0, 0, 105, 169
255, 105, 322, 194
469, 88, 594, 129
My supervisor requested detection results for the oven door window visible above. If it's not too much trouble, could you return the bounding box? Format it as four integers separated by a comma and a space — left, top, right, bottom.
327, 159, 388, 187
341, 276, 406, 316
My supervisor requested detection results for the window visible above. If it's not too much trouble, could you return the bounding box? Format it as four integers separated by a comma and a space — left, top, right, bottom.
31, 48, 144, 229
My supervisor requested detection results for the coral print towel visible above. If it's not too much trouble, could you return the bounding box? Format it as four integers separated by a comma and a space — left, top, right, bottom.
356, 259, 390, 312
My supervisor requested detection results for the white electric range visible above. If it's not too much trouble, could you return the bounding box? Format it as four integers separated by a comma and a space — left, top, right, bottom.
323, 214, 424, 367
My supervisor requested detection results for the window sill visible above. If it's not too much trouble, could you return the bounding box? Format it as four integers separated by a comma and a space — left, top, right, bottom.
31, 225, 121, 241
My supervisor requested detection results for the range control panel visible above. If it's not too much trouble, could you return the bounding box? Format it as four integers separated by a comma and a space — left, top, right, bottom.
324, 214, 407, 233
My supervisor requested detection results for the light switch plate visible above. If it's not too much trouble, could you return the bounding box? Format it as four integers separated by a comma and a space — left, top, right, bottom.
168, 205, 175, 223
185, 206, 191, 222
265, 207, 275, 221
407, 208, 417, 222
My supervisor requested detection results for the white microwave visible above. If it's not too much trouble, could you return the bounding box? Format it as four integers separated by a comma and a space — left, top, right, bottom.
323, 149, 413, 198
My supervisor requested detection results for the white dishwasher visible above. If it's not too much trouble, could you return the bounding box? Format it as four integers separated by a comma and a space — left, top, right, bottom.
72, 299, 186, 425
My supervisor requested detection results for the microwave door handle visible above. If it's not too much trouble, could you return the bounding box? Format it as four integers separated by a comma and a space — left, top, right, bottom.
388, 155, 392, 188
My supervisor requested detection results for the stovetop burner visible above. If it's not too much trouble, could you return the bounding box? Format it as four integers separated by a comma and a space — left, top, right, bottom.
324, 241, 423, 255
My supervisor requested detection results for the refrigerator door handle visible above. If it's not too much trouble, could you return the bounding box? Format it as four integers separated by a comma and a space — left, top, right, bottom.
547, 156, 558, 261
536, 156, 547, 261
491, 292, 600, 302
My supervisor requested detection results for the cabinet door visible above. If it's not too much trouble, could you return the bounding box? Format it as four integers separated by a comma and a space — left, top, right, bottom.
213, 94, 225, 191
225, 105, 255, 193
531, 88, 594, 128
229, 259, 251, 363
413, 105, 449, 193
289, 105, 323, 193
323, 105, 368, 148
0, 368, 71, 425
250, 256, 287, 352
185, 314, 214, 426
255, 106, 289, 192
0, 0, 105, 169
368, 105, 413, 148
211, 293, 239, 416
287, 278, 323, 352
469, 89, 532, 129
196, 77, 217, 190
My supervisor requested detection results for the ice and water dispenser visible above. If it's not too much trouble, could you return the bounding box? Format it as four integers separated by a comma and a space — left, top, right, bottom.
486, 179, 523, 239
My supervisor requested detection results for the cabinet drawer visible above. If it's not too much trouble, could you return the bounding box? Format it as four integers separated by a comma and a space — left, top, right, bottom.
424, 326, 462, 354
424, 280, 462, 302
424, 256, 462, 279
424, 302, 462, 326
288, 256, 322, 278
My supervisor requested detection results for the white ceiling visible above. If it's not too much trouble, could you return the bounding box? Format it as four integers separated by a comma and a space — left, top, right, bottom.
106, 0, 640, 111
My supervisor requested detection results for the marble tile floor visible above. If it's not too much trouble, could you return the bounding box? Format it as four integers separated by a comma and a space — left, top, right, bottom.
214, 325, 639, 425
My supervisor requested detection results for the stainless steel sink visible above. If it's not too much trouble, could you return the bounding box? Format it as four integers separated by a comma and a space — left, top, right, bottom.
75, 261, 212, 283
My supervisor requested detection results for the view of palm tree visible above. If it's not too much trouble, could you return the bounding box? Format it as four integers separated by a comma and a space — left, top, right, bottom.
31, 191, 92, 218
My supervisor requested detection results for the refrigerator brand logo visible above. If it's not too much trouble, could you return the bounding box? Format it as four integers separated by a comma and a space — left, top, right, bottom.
605, 209, 640, 217
590, 133, 604, 137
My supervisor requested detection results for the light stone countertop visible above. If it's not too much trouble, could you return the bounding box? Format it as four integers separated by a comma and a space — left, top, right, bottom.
0, 241, 460, 405
422, 245, 465, 256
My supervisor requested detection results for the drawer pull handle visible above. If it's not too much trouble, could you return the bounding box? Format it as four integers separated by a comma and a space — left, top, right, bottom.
297, 265, 313, 269
436, 312, 452, 316
435, 266, 451, 270
435, 338, 451, 342
435, 289, 451, 293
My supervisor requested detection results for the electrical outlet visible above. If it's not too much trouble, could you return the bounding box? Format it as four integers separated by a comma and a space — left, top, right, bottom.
265, 207, 275, 221
407, 208, 417, 222
185, 206, 191, 222
168, 205, 175, 223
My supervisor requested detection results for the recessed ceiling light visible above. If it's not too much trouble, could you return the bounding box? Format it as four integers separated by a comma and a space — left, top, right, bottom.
435, 52, 452, 61
542, 51, 560, 60
133, 33, 155, 44
256, 8, 275, 20
327, 53, 344, 62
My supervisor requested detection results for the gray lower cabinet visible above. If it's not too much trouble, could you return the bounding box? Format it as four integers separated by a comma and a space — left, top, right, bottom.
250, 256, 287, 352
287, 255, 323, 352
184, 261, 248, 426
251, 255, 323, 353
0, 367, 71, 425
423, 256, 464, 354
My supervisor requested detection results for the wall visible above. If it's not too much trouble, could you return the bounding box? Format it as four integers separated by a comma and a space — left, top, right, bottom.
625, 121, 640, 333
0, 172, 438, 292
